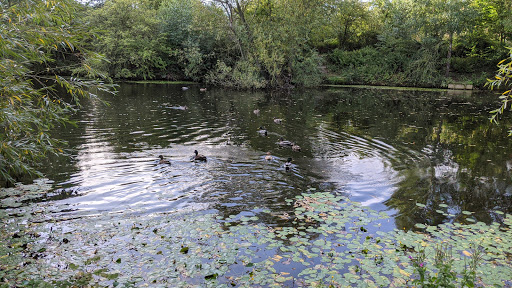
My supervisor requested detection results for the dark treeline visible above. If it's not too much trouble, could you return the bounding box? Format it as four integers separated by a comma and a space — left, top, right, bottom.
78, 0, 512, 88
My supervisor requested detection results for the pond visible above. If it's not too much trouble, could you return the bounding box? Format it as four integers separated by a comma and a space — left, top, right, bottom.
42, 83, 512, 230
4, 83, 512, 287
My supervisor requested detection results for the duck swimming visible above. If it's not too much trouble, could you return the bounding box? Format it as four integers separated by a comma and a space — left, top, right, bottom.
284, 157, 292, 171
200, 88, 207, 92
274, 118, 282, 124
158, 155, 171, 165
258, 126, 268, 136
193, 150, 207, 162
278, 137, 293, 147
292, 143, 301, 152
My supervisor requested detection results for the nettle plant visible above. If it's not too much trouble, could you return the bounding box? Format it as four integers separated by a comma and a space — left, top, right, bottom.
1, 183, 512, 287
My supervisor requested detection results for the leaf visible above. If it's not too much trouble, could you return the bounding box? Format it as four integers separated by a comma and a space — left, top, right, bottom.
399, 269, 411, 277
272, 255, 283, 262
415, 223, 426, 229
462, 251, 472, 257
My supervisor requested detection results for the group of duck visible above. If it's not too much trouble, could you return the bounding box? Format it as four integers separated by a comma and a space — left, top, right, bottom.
158, 100, 299, 172
256, 114, 302, 171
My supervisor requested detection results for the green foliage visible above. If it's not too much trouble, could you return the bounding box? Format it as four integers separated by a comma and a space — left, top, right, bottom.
0, 0, 114, 185
81, 0, 510, 87
487, 47, 512, 134
328, 46, 404, 85
406, 38, 444, 87
291, 51, 323, 87
88, 0, 169, 80
206, 60, 267, 89
173, 41, 206, 82
159, 0, 194, 48
326, 0, 508, 87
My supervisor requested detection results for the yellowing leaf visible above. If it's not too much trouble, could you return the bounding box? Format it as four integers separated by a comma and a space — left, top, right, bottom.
399, 269, 411, 277
272, 255, 283, 262
462, 251, 472, 257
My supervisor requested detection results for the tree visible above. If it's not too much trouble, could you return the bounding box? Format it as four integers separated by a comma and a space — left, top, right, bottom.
206, 0, 325, 88
0, 0, 114, 185
330, 0, 369, 50
473, 0, 512, 44
88, 0, 169, 79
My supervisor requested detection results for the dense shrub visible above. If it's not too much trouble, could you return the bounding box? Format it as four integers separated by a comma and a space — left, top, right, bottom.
291, 52, 324, 87
206, 60, 267, 89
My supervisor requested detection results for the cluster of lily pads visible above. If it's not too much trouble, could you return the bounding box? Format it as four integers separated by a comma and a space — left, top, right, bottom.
1, 180, 512, 287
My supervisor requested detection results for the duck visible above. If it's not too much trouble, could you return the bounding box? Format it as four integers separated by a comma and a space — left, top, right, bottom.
193, 150, 207, 162
292, 143, 301, 152
274, 118, 282, 124
253, 109, 260, 115
158, 155, 171, 165
284, 157, 292, 171
258, 126, 268, 136
265, 152, 272, 161
182, 87, 189, 90
199, 88, 207, 92
278, 137, 293, 147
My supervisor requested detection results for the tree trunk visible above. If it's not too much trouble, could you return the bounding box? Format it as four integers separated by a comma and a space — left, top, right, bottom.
445, 32, 453, 77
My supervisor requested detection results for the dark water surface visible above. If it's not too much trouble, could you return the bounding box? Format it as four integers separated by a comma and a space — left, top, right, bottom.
44, 83, 512, 230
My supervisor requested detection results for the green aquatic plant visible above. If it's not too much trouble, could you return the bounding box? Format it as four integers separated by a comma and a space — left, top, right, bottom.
1, 183, 512, 287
